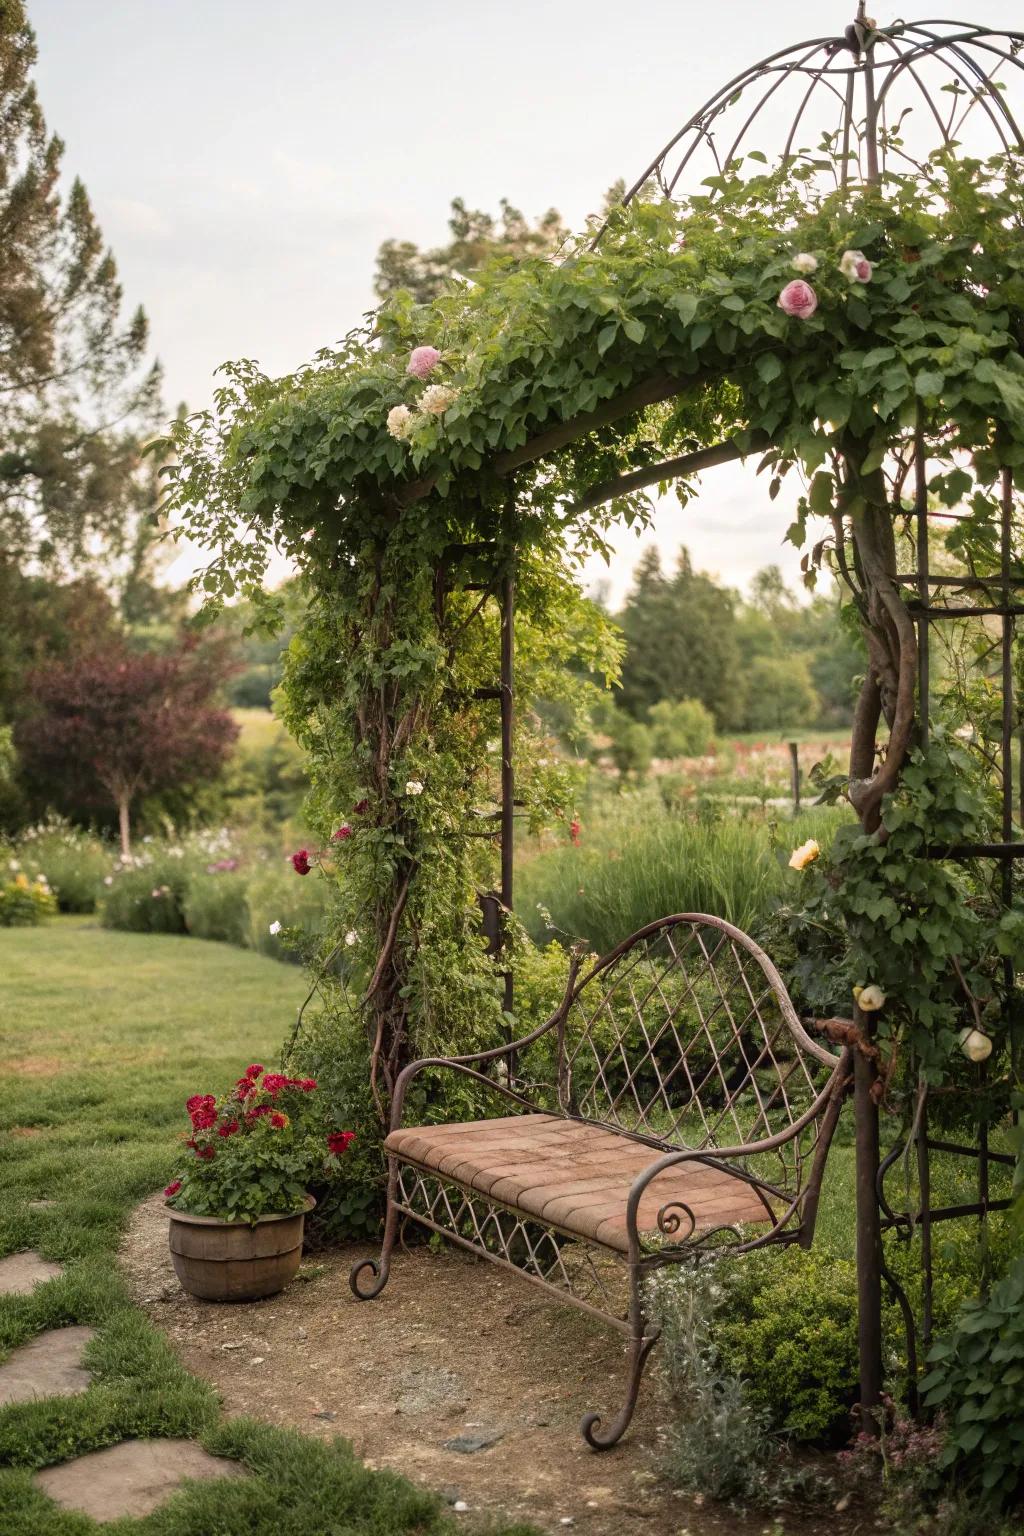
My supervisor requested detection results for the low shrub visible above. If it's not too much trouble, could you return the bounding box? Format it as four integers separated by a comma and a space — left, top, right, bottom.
648, 697, 716, 757
99, 853, 191, 934
650, 1263, 776, 1503
922, 1254, 1024, 1508
184, 870, 251, 946
0, 871, 57, 925
714, 1247, 860, 1444
5, 815, 111, 911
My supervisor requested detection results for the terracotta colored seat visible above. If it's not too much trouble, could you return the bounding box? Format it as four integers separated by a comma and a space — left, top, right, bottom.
386, 1112, 773, 1252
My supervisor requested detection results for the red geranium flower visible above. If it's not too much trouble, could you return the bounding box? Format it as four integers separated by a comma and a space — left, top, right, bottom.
327, 1130, 356, 1155
261, 1072, 290, 1095
217, 1119, 240, 1138
245, 1104, 274, 1124
164, 1180, 182, 1197
245, 1063, 264, 1079
269, 1112, 288, 1130
235, 1078, 256, 1100
189, 1104, 217, 1130
297, 1078, 317, 1091
331, 823, 353, 842
186, 1093, 215, 1116
194, 1143, 216, 1160
291, 849, 312, 876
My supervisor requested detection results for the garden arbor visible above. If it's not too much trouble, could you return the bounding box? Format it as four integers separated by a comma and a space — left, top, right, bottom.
167, 7, 1024, 1436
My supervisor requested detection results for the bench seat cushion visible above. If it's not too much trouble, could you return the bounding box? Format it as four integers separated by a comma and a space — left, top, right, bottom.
385, 1112, 772, 1254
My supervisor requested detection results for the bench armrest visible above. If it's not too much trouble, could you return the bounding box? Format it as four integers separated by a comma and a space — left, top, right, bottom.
623, 1051, 851, 1253
389, 947, 586, 1132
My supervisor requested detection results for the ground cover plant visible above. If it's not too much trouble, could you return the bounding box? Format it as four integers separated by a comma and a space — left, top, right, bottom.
0, 916, 512, 1536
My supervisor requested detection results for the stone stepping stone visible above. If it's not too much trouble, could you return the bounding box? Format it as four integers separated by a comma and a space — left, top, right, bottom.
34, 1438, 245, 1523
0, 1325, 95, 1406
0, 1251, 62, 1294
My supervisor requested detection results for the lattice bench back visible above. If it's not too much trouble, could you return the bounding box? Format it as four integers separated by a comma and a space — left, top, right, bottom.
554, 914, 841, 1199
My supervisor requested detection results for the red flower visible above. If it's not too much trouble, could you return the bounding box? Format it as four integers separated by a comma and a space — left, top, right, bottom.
235, 1078, 256, 1100
189, 1102, 217, 1130
269, 1111, 288, 1129
261, 1072, 290, 1095
297, 1078, 317, 1091
291, 849, 312, 876
245, 1105, 274, 1125
353, 799, 370, 815
164, 1180, 182, 1197
217, 1119, 240, 1138
186, 1093, 215, 1116
245, 1063, 264, 1079
332, 823, 353, 842
194, 1143, 216, 1160
570, 818, 581, 847
327, 1130, 356, 1155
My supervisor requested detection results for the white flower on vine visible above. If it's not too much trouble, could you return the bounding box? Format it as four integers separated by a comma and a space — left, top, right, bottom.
420, 383, 459, 416
839, 249, 873, 283
855, 984, 886, 1012
387, 404, 414, 440
958, 1027, 992, 1062
405, 780, 424, 796
791, 252, 818, 274
269, 920, 282, 936
345, 929, 358, 947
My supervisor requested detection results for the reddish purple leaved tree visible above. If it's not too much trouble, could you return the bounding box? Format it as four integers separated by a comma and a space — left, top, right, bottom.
16, 635, 239, 853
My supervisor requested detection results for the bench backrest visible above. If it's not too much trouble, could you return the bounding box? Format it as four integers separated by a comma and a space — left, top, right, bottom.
555, 913, 843, 1198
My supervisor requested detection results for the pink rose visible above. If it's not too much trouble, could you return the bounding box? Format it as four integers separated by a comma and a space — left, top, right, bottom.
777, 280, 818, 319
407, 346, 441, 379
332, 824, 352, 842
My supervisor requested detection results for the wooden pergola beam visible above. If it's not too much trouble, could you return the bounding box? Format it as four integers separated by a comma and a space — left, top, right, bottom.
570, 438, 744, 513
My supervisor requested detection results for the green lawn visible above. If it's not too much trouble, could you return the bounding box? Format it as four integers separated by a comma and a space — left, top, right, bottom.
0, 917, 523, 1535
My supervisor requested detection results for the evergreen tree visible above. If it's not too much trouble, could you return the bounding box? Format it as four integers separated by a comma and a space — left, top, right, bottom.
374, 197, 569, 302
0, 1, 160, 569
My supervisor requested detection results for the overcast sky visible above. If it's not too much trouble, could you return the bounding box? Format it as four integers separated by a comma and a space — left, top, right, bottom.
29, 1, 1024, 601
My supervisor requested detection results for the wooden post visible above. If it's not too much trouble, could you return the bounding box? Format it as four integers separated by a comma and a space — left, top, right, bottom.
854, 1001, 884, 1429
788, 741, 801, 813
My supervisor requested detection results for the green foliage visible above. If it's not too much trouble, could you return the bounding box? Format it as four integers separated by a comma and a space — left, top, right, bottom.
741, 654, 818, 732
374, 195, 569, 303
922, 1255, 1024, 1506
520, 799, 849, 954
0, 872, 56, 926
5, 815, 111, 912
99, 851, 191, 934
183, 869, 251, 946
647, 697, 716, 757
715, 1248, 860, 1443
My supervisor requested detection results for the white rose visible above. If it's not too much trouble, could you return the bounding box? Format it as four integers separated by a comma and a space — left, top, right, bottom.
788, 838, 821, 871
345, 929, 358, 947
405, 780, 424, 796
958, 1027, 992, 1063
857, 984, 886, 1012
269, 920, 282, 936
387, 404, 414, 440
839, 249, 873, 283
419, 383, 459, 416
791, 252, 818, 274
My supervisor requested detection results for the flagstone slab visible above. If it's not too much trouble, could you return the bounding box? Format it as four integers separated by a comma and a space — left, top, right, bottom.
0, 1325, 95, 1405
34, 1438, 245, 1522
0, 1251, 62, 1294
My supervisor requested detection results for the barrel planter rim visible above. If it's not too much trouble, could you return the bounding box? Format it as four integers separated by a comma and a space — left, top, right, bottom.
164, 1192, 316, 1227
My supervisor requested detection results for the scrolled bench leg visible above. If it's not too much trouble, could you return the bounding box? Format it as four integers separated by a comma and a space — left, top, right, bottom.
349, 1179, 399, 1300
580, 1329, 659, 1450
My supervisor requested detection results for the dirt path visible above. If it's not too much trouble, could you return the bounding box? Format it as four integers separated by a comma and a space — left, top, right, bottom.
121, 1195, 860, 1536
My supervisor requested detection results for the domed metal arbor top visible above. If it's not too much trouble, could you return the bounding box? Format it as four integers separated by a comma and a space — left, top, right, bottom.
623, 7, 1024, 204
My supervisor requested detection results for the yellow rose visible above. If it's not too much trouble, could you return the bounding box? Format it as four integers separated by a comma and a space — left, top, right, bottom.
788, 838, 820, 871
858, 984, 886, 1012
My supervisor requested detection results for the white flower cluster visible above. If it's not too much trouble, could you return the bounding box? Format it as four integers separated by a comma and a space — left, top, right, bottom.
386, 350, 462, 443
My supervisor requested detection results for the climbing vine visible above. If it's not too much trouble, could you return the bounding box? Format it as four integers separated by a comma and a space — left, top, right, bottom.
161, 145, 1024, 1122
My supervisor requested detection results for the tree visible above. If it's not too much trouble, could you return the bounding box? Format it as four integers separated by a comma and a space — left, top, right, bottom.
0, 1, 161, 569
617, 548, 746, 728
16, 636, 239, 853
374, 197, 569, 303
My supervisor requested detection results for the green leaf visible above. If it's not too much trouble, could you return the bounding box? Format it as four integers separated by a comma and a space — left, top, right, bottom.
756, 354, 783, 383
597, 323, 618, 355
915, 369, 945, 397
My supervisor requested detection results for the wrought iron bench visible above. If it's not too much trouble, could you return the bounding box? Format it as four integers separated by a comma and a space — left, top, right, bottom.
349, 913, 851, 1448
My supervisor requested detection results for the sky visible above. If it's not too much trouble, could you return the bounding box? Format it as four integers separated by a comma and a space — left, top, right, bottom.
29, 0, 1024, 602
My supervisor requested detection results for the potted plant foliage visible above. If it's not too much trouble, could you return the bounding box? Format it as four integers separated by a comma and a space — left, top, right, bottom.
164, 1062, 355, 1301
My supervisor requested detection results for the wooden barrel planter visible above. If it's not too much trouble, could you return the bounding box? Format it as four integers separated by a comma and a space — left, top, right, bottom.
167, 1195, 315, 1301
